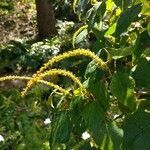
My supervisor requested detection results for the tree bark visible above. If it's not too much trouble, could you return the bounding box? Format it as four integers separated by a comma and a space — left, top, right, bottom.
35, 0, 57, 40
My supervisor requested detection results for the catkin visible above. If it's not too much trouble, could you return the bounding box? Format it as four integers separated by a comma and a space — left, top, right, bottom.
37, 49, 107, 74
40, 69, 83, 87
0, 75, 68, 95
23, 49, 108, 96
73, 0, 79, 13
21, 69, 83, 96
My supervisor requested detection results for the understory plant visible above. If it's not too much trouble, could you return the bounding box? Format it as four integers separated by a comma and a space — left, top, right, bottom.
0, 0, 150, 149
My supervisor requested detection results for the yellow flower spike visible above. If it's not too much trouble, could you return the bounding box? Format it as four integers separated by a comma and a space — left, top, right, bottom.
0, 75, 68, 96
0, 76, 33, 84
38, 49, 108, 74
73, 0, 79, 13
22, 69, 83, 96
21, 79, 69, 97
40, 69, 83, 87
72, 25, 88, 48
24, 49, 108, 97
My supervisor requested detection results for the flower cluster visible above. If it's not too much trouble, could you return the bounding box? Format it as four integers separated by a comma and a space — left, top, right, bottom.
22, 49, 107, 96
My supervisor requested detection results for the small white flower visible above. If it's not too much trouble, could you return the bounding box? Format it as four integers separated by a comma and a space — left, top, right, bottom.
44, 118, 51, 125
81, 131, 90, 140
113, 114, 120, 119
0, 135, 4, 142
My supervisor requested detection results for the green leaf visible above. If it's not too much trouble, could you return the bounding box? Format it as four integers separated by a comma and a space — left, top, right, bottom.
108, 46, 132, 60
86, 80, 110, 111
105, 23, 117, 36
87, 8, 96, 29
99, 122, 123, 150
79, 143, 91, 149
107, 122, 123, 150
84, 54, 102, 79
75, 0, 89, 17
133, 30, 150, 61
114, 0, 132, 10
115, 4, 142, 36
75, 29, 88, 45
82, 101, 105, 144
132, 58, 150, 89
92, 40, 104, 53
50, 112, 71, 147
82, 103, 123, 150
84, 56, 110, 111
110, 72, 136, 111
113, 0, 123, 8
87, 1, 106, 29
147, 22, 150, 36
122, 111, 150, 150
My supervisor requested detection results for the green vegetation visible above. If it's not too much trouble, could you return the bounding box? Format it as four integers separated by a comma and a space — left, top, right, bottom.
0, 0, 150, 149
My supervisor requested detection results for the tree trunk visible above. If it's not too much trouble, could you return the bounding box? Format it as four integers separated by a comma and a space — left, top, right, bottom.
35, 0, 57, 40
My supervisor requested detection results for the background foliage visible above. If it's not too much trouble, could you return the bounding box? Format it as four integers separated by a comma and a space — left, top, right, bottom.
0, 0, 150, 149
